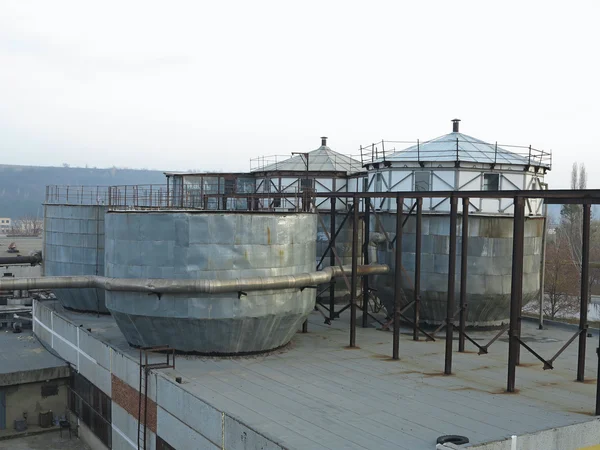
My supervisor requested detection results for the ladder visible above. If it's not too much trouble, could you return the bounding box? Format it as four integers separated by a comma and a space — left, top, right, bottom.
137, 346, 175, 450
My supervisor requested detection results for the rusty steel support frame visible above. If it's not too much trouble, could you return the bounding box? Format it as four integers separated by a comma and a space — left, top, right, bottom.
349, 194, 359, 348
508, 197, 525, 392
444, 197, 458, 375
362, 198, 371, 328
329, 197, 337, 321
459, 197, 469, 352
577, 203, 592, 381
413, 198, 422, 341
393, 194, 403, 360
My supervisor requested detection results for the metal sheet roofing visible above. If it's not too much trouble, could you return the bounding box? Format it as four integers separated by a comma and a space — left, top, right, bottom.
377, 132, 548, 167
252, 146, 364, 174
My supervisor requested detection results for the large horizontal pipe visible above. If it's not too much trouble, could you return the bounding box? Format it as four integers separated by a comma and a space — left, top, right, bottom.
0, 254, 42, 266
0, 264, 389, 295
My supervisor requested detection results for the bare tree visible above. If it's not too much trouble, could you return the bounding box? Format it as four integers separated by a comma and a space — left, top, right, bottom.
544, 230, 580, 318
559, 162, 598, 303
10, 215, 43, 236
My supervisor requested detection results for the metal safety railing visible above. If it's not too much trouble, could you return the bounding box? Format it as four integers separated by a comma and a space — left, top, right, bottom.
359, 138, 552, 169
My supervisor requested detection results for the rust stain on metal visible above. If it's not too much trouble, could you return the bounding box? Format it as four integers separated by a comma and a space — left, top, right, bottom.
518, 362, 539, 368
567, 409, 595, 416
494, 388, 520, 394
343, 345, 361, 350
267, 226, 271, 245
423, 372, 454, 377
370, 354, 398, 362
450, 386, 489, 393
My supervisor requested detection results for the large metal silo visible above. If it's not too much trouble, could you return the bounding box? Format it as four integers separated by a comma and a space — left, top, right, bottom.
43, 204, 108, 313
372, 213, 544, 326
104, 211, 317, 354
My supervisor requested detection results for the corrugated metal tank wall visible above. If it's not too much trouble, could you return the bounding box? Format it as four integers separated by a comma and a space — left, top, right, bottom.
104, 211, 317, 354
43, 204, 108, 313
372, 214, 544, 326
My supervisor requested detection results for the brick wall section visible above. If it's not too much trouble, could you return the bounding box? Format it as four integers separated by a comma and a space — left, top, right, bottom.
111, 374, 157, 433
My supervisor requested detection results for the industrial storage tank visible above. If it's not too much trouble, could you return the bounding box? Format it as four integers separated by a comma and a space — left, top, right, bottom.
372, 214, 544, 326
44, 203, 108, 313
363, 119, 551, 326
104, 211, 317, 354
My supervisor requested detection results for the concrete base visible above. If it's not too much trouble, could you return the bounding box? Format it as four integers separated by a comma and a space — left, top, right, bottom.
111, 309, 310, 354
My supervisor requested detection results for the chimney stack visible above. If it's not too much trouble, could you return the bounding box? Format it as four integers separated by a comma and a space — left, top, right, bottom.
452, 119, 461, 133
321, 136, 328, 147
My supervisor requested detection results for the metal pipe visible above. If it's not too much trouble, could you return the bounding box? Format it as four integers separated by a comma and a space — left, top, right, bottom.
362, 198, 371, 328
0, 265, 389, 295
393, 194, 403, 360
508, 197, 525, 392
413, 198, 422, 341
577, 204, 591, 381
349, 194, 360, 347
445, 196, 458, 374
0, 254, 42, 266
459, 197, 469, 352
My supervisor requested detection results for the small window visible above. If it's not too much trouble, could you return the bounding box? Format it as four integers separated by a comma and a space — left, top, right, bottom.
483, 173, 500, 191
224, 179, 235, 194
414, 171, 430, 191
300, 178, 315, 191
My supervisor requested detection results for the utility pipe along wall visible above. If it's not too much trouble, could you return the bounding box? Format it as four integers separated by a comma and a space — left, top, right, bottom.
0, 265, 388, 294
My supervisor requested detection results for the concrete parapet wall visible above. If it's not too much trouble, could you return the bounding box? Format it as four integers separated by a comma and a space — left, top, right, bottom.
32, 300, 286, 450
470, 418, 600, 450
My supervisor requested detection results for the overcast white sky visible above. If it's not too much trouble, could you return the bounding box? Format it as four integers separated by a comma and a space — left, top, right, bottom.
1, 1, 598, 188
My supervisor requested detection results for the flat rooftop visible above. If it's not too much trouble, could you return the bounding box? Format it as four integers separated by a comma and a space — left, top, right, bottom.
46, 302, 600, 450
0, 327, 70, 386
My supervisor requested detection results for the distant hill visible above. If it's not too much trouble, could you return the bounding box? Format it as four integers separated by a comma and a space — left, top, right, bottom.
0, 165, 166, 219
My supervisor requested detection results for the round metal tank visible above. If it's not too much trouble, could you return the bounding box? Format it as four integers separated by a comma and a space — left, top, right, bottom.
316, 213, 363, 304
43, 204, 108, 313
104, 211, 317, 354
372, 214, 544, 326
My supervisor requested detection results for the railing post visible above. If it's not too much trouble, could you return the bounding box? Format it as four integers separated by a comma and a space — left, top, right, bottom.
445, 196, 458, 374
508, 196, 525, 392
362, 198, 371, 328
349, 193, 359, 347
577, 204, 591, 381
459, 197, 469, 352
413, 197, 422, 341
393, 194, 403, 360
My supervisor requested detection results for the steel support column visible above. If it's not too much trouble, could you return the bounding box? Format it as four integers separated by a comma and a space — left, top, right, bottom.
577, 204, 591, 381
459, 197, 469, 352
445, 196, 458, 374
362, 198, 371, 328
349, 194, 359, 347
508, 197, 525, 392
413, 198, 422, 341
329, 197, 336, 321
393, 194, 403, 360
